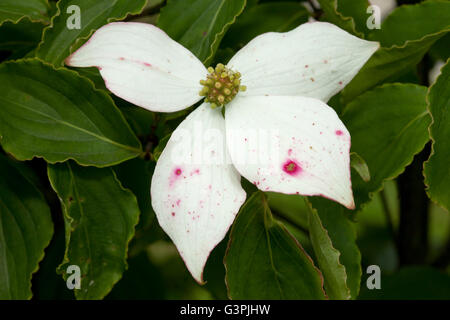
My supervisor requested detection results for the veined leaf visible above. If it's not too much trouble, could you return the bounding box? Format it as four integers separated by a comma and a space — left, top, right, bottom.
225, 192, 326, 299
306, 201, 352, 300
158, 0, 246, 65
0, 154, 53, 299
342, 84, 431, 209
307, 198, 360, 299
342, 0, 450, 102
47, 161, 140, 300
0, 59, 142, 167
424, 59, 450, 211
36, 0, 147, 66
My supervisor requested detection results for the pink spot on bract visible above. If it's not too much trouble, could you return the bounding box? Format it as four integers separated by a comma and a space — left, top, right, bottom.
282, 159, 302, 176
169, 168, 183, 187
335, 130, 343, 136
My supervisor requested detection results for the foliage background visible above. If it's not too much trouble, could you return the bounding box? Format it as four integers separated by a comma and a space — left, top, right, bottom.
0, 0, 449, 300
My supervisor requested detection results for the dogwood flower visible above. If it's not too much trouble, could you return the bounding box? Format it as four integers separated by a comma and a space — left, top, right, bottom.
66, 21, 379, 283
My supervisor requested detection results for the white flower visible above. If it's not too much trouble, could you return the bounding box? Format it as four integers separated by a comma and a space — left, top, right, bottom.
66, 21, 379, 283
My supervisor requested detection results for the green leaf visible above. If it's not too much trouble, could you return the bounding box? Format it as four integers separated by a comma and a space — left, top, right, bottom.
342, 84, 431, 208
307, 198, 361, 299
0, 154, 53, 299
225, 192, 326, 299
36, 0, 147, 66
0, 19, 45, 60
342, 0, 450, 102
306, 202, 351, 300
106, 251, 166, 299
47, 161, 140, 300
368, 0, 450, 47
336, 0, 370, 37
316, 0, 364, 37
266, 192, 309, 232
222, 2, 309, 50
114, 158, 155, 230
350, 152, 371, 182
0, 59, 142, 167
0, 0, 50, 25
158, 0, 246, 65
424, 59, 450, 211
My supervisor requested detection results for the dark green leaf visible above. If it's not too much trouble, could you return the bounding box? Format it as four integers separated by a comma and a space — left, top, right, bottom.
222, 2, 309, 50
342, 84, 431, 208
307, 202, 351, 300
0, 19, 45, 60
36, 0, 147, 66
369, 0, 450, 47
424, 59, 450, 211
266, 192, 309, 232
158, 0, 246, 65
47, 161, 140, 300
351, 152, 371, 182
225, 192, 326, 299
307, 198, 361, 299
114, 158, 155, 230
316, 0, 364, 37
0, 154, 53, 299
342, 0, 450, 102
0, 59, 142, 167
106, 251, 166, 300
0, 0, 50, 25
336, 0, 370, 37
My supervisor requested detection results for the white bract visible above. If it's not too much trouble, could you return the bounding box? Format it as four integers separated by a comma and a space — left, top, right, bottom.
67, 21, 379, 283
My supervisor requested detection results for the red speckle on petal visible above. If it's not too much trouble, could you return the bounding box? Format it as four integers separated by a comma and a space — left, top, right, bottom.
119, 57, 125, 60
143, 62, 152, 67
169, 168, 183, 187
335, 130, 343, 136
176, 199, 181, 206
305, 65, 309, 68
282, 159, 302, 176
339, 81, 343, 85
288, 149, 293, 156
171, 212, 176, 217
